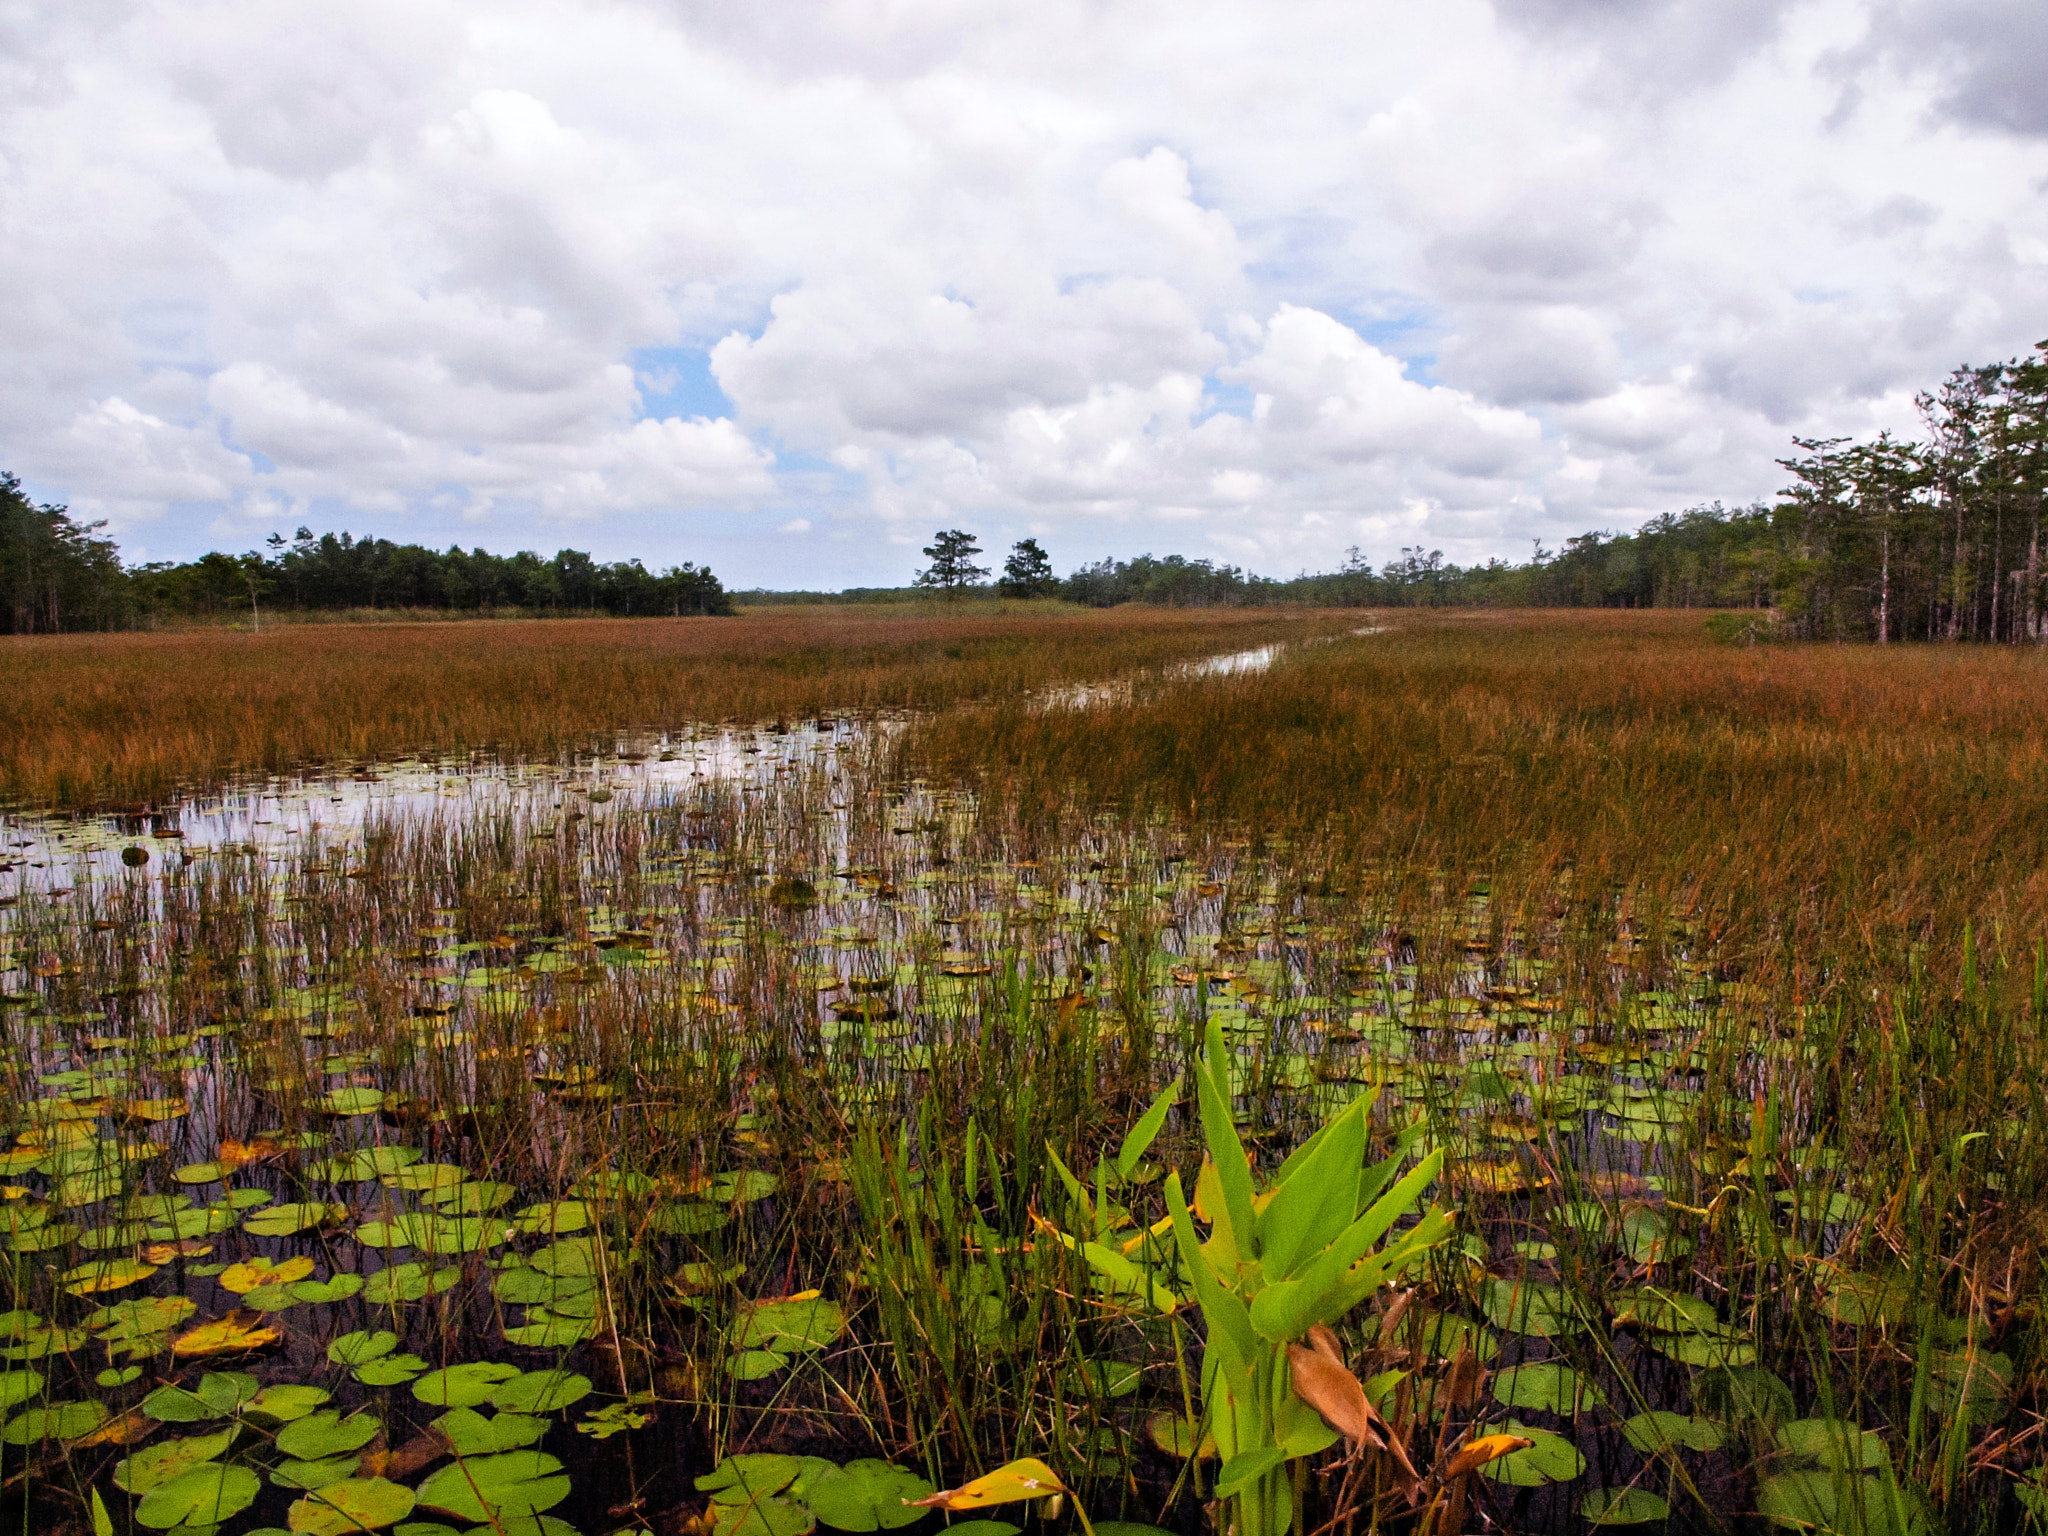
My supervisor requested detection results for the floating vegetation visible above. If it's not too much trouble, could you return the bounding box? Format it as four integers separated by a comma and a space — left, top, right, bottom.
3, 618, 2046, 1536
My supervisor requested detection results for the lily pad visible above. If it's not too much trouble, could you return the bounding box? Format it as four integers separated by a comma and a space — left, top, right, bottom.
354, 1355, 431, 1387
1581, 1488, 1671, 1526
1491, 1360, 1602, 1415
136, 1463, 262, 1530
320, 1088, 386, 1117
715, 1499, 818, 1536
415, 1450, 571, 1522
1620, 1411, 1723, 1455
489, 1370, 590, 1415
1478, 1420, 1585, 1487
432, 1407, 549, 1455
173, 1311, 282, 1358
413, 1362, 522, 1408
698, 1454, 802, 1502
0, 1370, 45, 1411
62, 1256, 158, 1296
116, 1429, 241, 1493
800, 1459, 935, 1531
735, 1296, 846, 1354
329, 1331, 400, 1367
1777, 1419, 1888, 1471
2, 1398, 108, 1442
245, 1202, 350, 1238
289, 1477, 418, 1535
365, 1261, 464, 1305
274, 1454, 371, 1491
246, 1384, 333, 1425
1756, 1472, 1909, 1535
278, 1410, 383, 1461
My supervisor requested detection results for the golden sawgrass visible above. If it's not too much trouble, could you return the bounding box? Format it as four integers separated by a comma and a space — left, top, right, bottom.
1, 605, 1333, 809
911, 608, 2048, 988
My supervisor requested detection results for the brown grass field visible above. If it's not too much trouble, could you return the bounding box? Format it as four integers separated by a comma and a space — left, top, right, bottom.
0, 604, 1334, 810
911, 608, 2048, 993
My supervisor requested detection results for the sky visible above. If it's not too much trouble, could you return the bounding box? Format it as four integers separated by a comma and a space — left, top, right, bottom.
1, 0, 2044, 589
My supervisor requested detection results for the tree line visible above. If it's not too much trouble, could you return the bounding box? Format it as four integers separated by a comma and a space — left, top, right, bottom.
911, 340, 2048, 640
5, 337, 2043, 637
0, 492, 731, 632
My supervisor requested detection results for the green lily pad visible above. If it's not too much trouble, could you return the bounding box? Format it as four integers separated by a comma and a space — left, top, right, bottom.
0, 1370, 44, 1411
413, 1363, 522, 1408
715, 1498, 818, 1536
328, 1331, 399, 1367
800, 1459, 934, 1531
278, 1410, 383, 1461
1777, 1419, 1888, 1471
735, 1297, 845, 1354
1478, 1420, 1585, 1486
365, 1262, 463, 1305
115, 1428, 239, 1492
1620, 1411, 1723, 1455
1481, 1279, 1581, 1339
1581, 1488, 1670, 1526
513, 1201, 589, 1236
1756, 1472, 1911, 1535
1491, 1360, 1602, 1415
245, 1202, 349, 1238
489, 1371, 590, 1415
2, 1398, 107, 1442
288, 1477, 418, 1534
246, 1384, 333, 1424
415, 1450, 571, 1522
136, 1463, 262, 1530
274, 1454, 373, 1490
432, 1407, 549, 1455
697, 1454, 802, 1502
320, 1088, 386, 1117
355, 1355, 431, 1387
728, 1349, 788, 1380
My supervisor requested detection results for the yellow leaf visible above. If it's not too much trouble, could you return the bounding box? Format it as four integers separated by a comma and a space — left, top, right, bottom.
1437, 1434, 1534, 1481
72, 1408, 154, 1447
219, 1255, 316, 1295
908, 1457, 1068, 1510
172, 1310, 283, 1358
142, 1240, 214, 1264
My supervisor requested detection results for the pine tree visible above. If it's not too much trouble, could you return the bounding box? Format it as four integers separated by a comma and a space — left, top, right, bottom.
998, 538, 1057, 597
915, 530, 989, 596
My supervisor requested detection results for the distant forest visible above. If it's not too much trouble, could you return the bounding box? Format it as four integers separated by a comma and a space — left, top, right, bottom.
0, 492, 732, 630
3, 341, 2042, 638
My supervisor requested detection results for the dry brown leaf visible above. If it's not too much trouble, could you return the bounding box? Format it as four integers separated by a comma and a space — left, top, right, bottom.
1286, 1341, 1377, 1448
1440, 1341, 1487, 1409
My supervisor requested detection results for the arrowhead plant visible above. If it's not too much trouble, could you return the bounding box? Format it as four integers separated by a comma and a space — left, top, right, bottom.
1166, 1017, 1453, 1536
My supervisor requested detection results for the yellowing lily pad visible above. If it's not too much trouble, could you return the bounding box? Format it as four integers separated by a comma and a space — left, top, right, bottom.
172, 1311, 283, 1358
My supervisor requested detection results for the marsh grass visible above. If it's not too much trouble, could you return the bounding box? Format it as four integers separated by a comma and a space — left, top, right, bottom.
1, 611, 2045, 1536
1, 605, 1330, 811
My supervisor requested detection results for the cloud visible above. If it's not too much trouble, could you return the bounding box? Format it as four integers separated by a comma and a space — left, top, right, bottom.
0, 0, 2042, 586
1830, 2, 2048, 139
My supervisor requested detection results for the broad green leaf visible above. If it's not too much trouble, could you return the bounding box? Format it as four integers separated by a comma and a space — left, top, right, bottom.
412, 1363, 521, 1408
1478, 1421, 1585, 1487
801, 1459, 934, 1531
135, 1463, 261, 1530
415, 1450, 570, 1522
289, 1477, 417, 1535
489, 1371, 590, 1415
114, 1429, 238, 1492
278, 1410, 383, 1461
